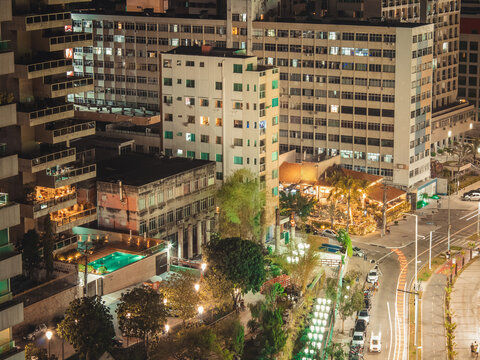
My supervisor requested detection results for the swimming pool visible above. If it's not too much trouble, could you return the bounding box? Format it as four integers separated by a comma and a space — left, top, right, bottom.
88, 251, 145, 273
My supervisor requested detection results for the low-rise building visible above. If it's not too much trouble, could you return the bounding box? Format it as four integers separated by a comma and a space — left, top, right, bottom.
96, 153, 216, 259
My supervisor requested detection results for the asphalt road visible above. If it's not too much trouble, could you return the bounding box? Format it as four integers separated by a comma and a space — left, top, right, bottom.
354, 193, 480, 360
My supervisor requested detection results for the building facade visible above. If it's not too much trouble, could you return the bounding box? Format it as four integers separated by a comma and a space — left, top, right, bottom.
0, 0, 97, 243
160, 46, 280, 231
96, 154, 216, 258
71, 12, 434, 187
0, 1, 23, 357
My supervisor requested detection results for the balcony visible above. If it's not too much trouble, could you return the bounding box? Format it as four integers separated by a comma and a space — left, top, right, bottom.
51, 206, 97, 233
18, 147, 76, 173
0, 195, 20, 230
0, 103, 16, 128
0, 144, 17, 180
37, 163, 96, 188
21, 192, 77, 219
0, 245, 22, 280
15, 56, 72, 79
17, 101, 74, 127
0, 42, 14, 76
0, 300, 23, 333
11, 11, 71, 31
42, 0, 90, 5
0, 341, 24, 360
37, 76, 93, 98
37, 31, 92, 52
36, 120, 95, 144
0, 0, 12, 22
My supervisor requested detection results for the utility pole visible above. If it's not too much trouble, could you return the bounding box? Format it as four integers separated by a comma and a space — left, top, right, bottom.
477, 201, 480, 236
429, 231, 433, 270
447, 193, 451, 251
381, 185, 387, 237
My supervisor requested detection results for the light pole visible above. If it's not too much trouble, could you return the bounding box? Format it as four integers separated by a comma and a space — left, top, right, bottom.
477, 201, 480, 236
448, 193, 451, 250
46, 330, 53, 358
403, 212, 419, 348
198, 305, 204, 324
429, 231, 433, 270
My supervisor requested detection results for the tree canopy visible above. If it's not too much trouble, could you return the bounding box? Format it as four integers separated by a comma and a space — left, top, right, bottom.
279, 190, 317, 222
116, 286, 167, 343
336, 229, 353, 257
158, 270, 200, 326
203, 237, 266, 307
216, 169, 266, 241
25, 343, 58, 360
22, 229, 41, 280
57, 296, 115, 360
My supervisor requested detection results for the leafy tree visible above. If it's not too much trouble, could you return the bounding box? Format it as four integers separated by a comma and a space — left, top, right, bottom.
43, 215, 55, 279
259, 308, 287, 358
285, 237, 321, 294
326, 342, 348, 360
25, 343, 58, 360
22, 229, 41, 280
337, 274, 364, 333
158, 271, 199, 326
57, 296, 115, 360
203, 236, 266, 309
279, 190, 317, 222
217, 316, 245, 358
336, 229, 353, 257
216, 169, 266, 242
116, 286, 167, 346
199, 268, 234, 316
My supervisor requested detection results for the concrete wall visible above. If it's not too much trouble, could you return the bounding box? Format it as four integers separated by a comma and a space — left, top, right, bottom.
74, 110, 161, 126
102, 254, 157, 295
13, 285, 79, 334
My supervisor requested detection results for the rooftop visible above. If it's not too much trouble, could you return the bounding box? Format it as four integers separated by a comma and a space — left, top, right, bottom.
97, 153, 214, 186
164, 46, 252, 58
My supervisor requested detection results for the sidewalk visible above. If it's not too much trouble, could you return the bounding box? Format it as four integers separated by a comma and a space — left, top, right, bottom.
351, 216, 438, 249
451, 258, 480, 359
421, 273, 447, 360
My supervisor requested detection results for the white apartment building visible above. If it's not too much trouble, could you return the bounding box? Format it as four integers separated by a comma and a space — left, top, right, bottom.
160, 46, 280, 234
71, 12, 438, 188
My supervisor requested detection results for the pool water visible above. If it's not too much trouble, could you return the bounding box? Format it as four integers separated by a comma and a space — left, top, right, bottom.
88, 251, 144, 273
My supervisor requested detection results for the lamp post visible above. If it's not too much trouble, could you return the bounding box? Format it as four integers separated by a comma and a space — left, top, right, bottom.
46, 330, 53, 358
403, 212, 419, 348
429, 231, 433, 270
198, 305, 204, 324
477, 201, 480, 237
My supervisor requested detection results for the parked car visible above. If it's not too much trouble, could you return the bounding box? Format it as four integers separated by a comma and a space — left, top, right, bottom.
357, 309, 370, 324
367, 269, 379, 283
463, 192, 480, 201
352, 246, 364, 257
352, 333, 365, 347
24, 323, 47, 341
369, 333, 382, 352
364, 297, 372, 310
320, 229, 338, 239
354, 319, 367, 334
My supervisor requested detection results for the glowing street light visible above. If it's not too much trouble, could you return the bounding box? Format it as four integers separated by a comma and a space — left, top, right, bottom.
165, 324, 170, 333
201, 263, 207, 272
194, 283, 200, 292
163, 298, 168, 305
198, 305, 204, 315
46, 330, 53, 357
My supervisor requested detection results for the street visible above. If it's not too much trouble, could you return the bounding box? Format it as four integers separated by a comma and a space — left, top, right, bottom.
350, 186, 480, 360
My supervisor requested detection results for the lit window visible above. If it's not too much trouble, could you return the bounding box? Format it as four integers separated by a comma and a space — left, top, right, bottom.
330, 105, 339, 113
216, 118, 223, 126
200, 116, 209, 125
186, 133, 195, 142
105, 48, 112, 55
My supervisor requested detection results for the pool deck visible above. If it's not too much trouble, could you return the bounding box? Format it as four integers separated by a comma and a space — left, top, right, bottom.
85, 244, 145, 263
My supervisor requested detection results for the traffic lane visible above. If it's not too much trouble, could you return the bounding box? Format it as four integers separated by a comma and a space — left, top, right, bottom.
364, 254, 399, 360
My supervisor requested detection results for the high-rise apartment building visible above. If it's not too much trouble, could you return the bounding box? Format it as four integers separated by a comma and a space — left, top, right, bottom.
71, 11, 435, 188
0, 2, 24, 358
0, 0, 96, 243
324, 0, 475, 150
160, 46, 280, 234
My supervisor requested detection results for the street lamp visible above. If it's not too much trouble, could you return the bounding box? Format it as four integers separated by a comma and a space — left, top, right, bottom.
198, 305, 204, 323
194, 283, 200, 292
46, 330, 53, 357
165, 324, 170, 334
201, 263, 207, 272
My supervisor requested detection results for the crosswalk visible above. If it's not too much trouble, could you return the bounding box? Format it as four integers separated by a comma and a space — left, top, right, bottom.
427, 230, 475, 249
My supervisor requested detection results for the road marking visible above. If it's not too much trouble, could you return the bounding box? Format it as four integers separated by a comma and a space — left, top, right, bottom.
392, 249, 408, 360
459, 210, 478, 220
388, 301, 393, 360
464, 212, 479, 221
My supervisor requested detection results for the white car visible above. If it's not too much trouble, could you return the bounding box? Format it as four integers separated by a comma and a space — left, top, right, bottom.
357, 309, 370, 324
367, 269, 379, 283
369, 333, 382, 352
352, 246, 364, 257
320, 229, 338, 239
464, 193, 480, 201
352, 332, 365, 347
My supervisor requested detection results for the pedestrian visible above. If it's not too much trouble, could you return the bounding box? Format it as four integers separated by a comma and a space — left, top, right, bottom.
471, 342, 475, 356
364, 254, 367, 261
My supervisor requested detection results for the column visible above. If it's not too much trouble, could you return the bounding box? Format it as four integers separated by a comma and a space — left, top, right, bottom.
197, 220, 203, 255
187, 224, 193, 259
206, 219, 211, 244
177, 227, 183, 259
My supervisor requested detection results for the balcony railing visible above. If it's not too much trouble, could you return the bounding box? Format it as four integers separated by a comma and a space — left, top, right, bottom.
16, 57, 72, 79
19, 148, 75, 173
52, 121, 95, 138
18, 102, 74, 127
43, 77, 93, 97
38, 163, 96, 188
46, 32, 92, 51
31, 192, 76, 213
52, 207, 97, 233
12, 11, 71, 31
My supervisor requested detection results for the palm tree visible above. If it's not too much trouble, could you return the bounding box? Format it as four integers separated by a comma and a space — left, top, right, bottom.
336, 175, 358, 233
356, 179, 370, 209
453, 143, 474, 193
